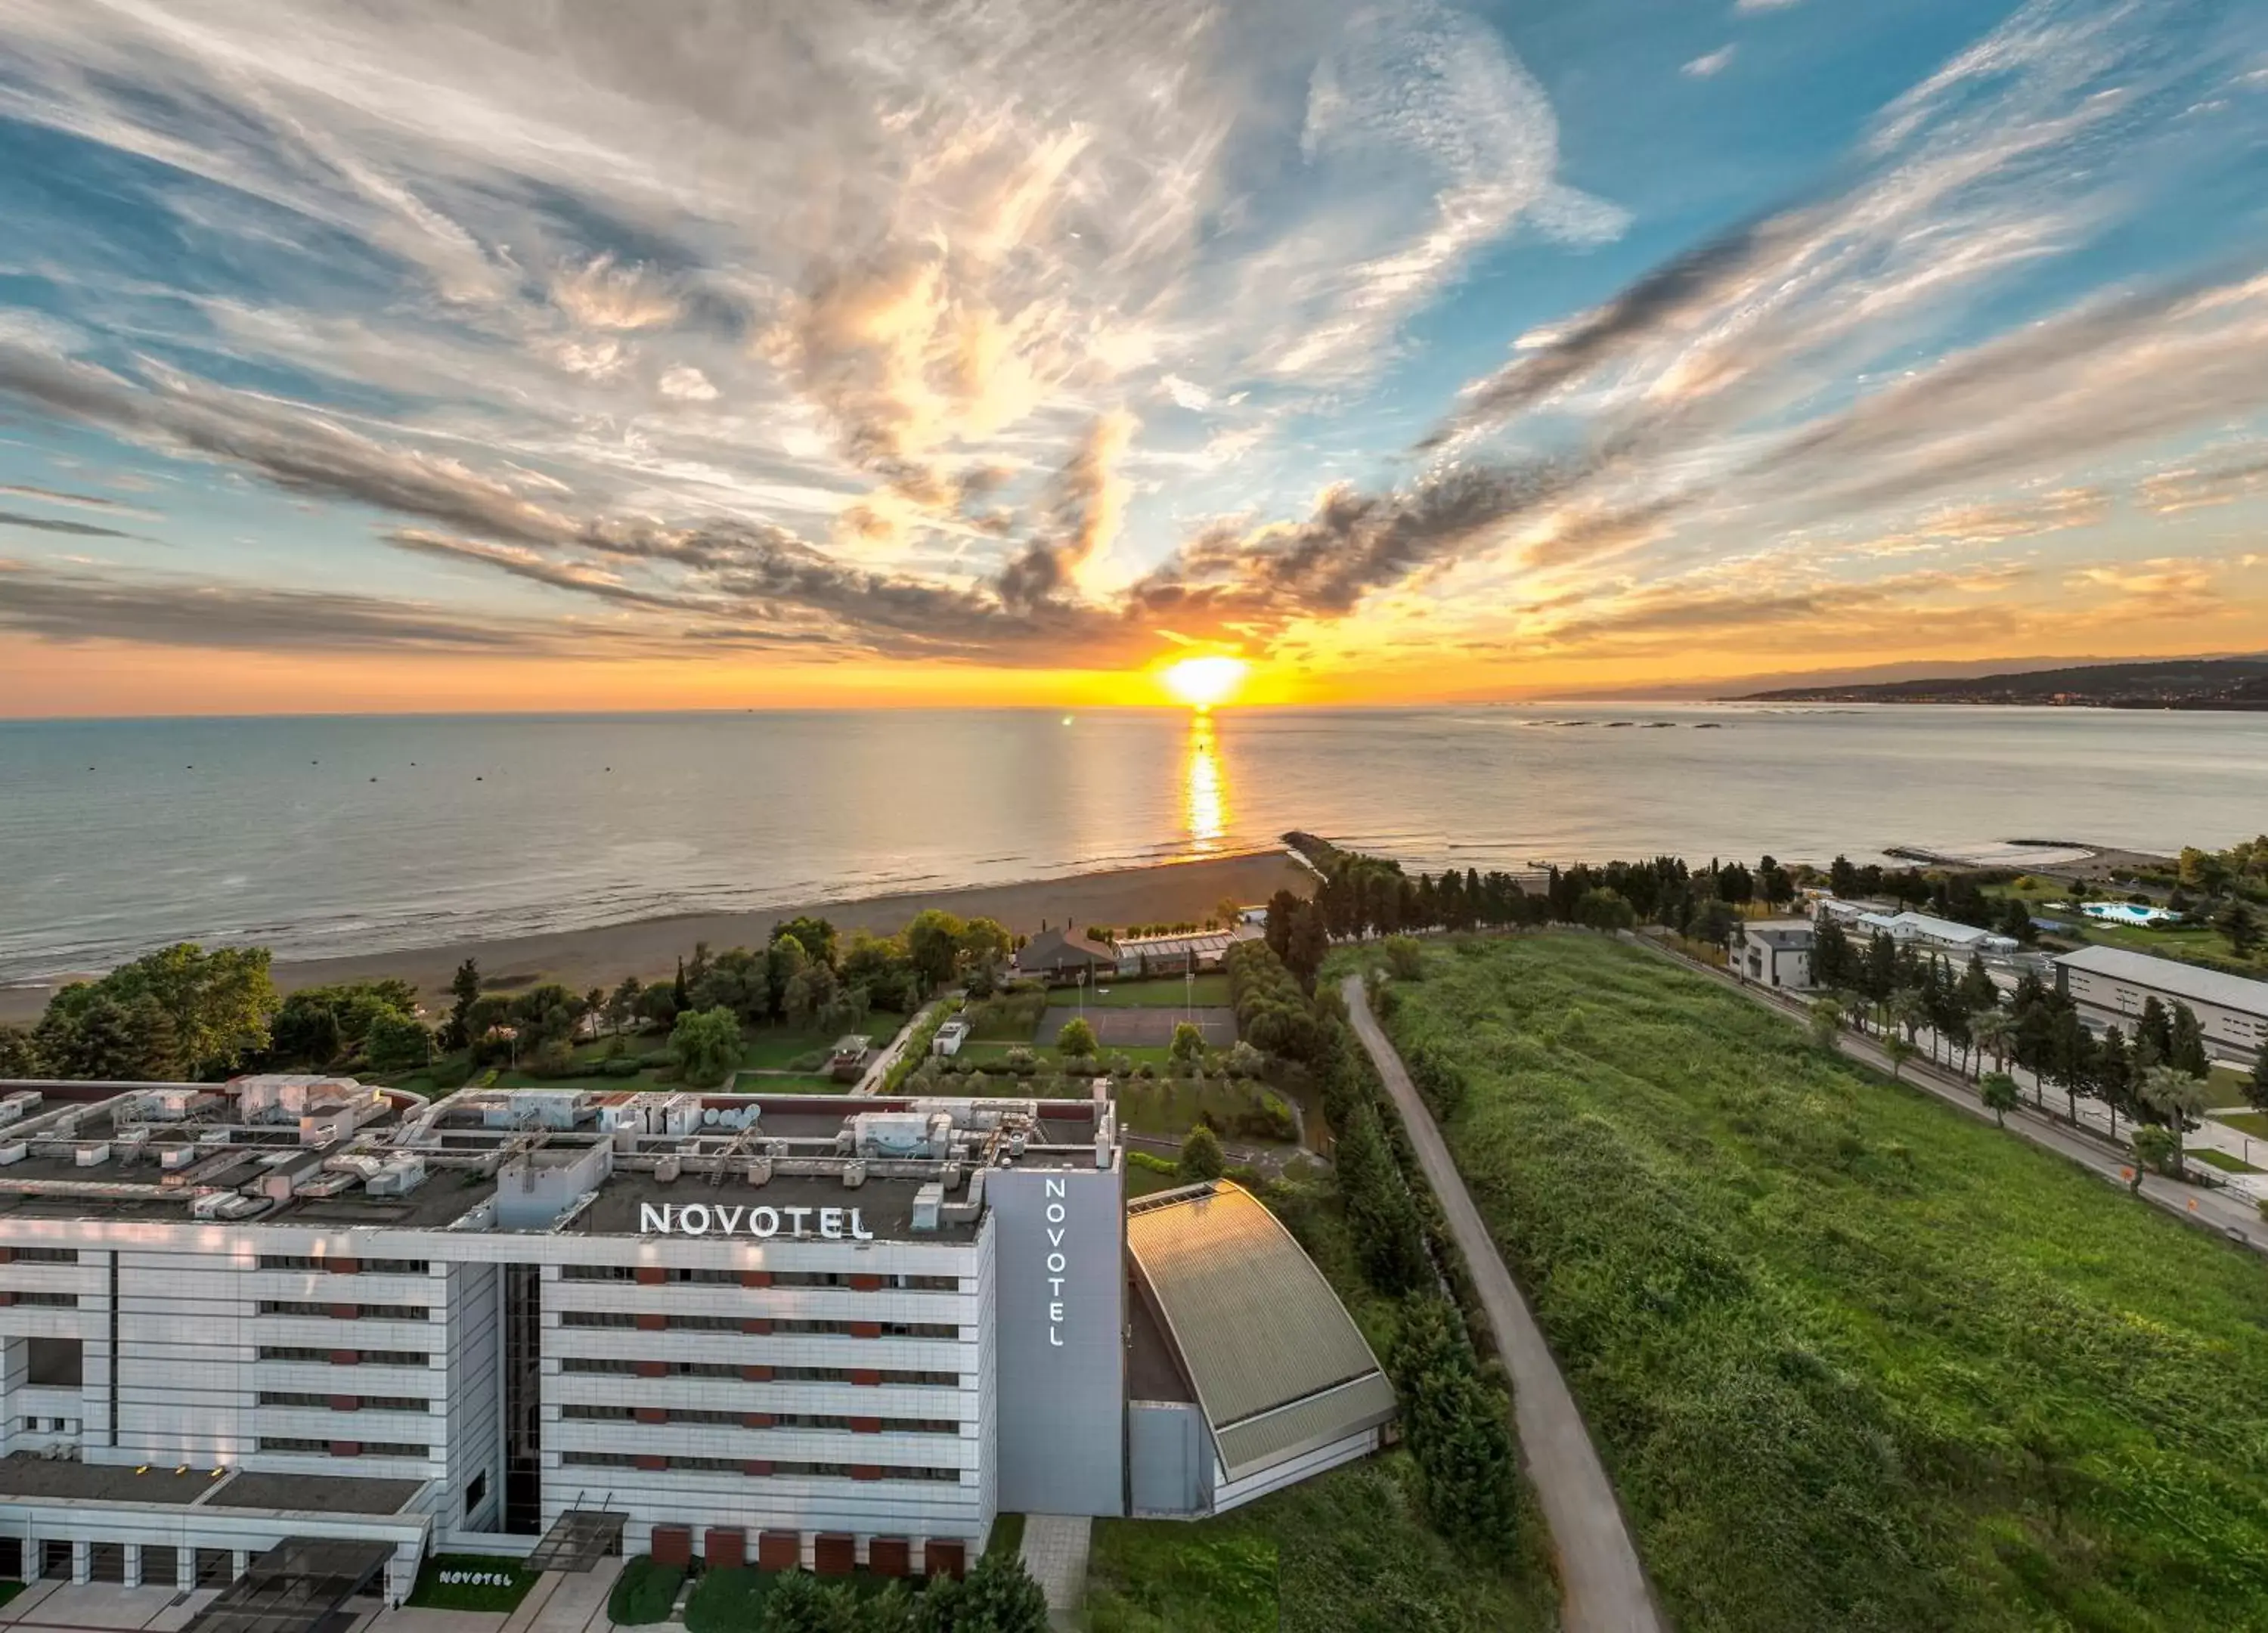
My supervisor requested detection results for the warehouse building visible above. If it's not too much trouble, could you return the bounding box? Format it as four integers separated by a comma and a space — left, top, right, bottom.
2054, 945, 2268, 1065
0, 1073, 1383, 1604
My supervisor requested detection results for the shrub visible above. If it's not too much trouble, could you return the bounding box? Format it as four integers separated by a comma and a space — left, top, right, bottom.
1057, 1016, 1099, 1057
669, 1005, 742, 1086
1232, 1089, 1298, 1144
600, 1055, 643, 1078
1178, 1124, 1226, 1181
1383, 936, 1425, 981
606, 1558, 683, 1626
529, 1037, 578, 1078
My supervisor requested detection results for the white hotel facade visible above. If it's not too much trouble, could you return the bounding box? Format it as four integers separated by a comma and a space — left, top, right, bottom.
0, 1077, 1136, 1599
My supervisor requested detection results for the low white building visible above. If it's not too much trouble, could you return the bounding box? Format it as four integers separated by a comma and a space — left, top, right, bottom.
1817, 901, 2018, 956
1736, 919, 1816, 990
1111, 925, 1260, 978
2054, 946, 2268, 1065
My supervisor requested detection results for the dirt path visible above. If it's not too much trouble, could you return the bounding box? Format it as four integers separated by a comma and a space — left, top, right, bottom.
1340, 974, 1668, 1633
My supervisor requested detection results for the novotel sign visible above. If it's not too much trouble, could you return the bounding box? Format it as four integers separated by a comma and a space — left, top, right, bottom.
638, 1203, 874, 1240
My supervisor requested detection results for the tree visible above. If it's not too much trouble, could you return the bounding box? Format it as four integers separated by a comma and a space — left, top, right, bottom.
1263, 890, 1301, 959
1056, 1017, 1098, 1058
55, 944, 277, 1078
443, 959, 482, 1049
35, 991, 178, 1080
1576, 887, 1635, 932
270, 992, 344, 1067
2217, 899, 2260, 958
759, 1572, 852, 1633
784, 960, 841, 1029
1980, 1071, 2019, 1128
2139, 1063, 2208, 1167
1973, 1009, 2016, 1076
1882, 1036, 1916, 1081
668, 1006, 742, 1087
364, 1011, 432, 1073
1808, 998, 1843, 1050
905, 909, 968, 994
1997, 896, 2037, 944
606, 976, 643, 1036
1691, 898, 1737, 954
1177, 1123, 1225, 1182
1215, 896, 1244, 931
1285, 902, 1330, 990
2130, 1125, 2179, 1190
771, 916, 841, 971
916, 1550, 1049, 1633
2167, 1003, 2211, 1080
1382, 936, 1424, 981
958, 918, 1012, 979
2247, 1047, 2268, 1117
0, 1024, 39, 1077
1390, 1294, 1522, 1554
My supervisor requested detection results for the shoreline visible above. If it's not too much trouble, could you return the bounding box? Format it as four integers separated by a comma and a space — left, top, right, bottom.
0, 850, 1311, 1022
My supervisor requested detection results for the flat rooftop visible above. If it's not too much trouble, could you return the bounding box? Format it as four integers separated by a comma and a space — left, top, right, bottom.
0, 1458, 418, 1515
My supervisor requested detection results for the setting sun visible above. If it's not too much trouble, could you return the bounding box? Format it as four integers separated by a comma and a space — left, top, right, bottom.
1159, 655, 1249, 709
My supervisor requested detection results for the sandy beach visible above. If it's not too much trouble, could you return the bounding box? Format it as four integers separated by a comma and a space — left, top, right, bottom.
0, 850, 1312, 1021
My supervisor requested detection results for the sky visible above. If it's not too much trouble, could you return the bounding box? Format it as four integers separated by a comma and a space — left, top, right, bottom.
0, 0, 2265, 714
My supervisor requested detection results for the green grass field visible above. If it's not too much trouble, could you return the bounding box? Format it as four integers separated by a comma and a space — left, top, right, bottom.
2214, 1110, 2268, 1139
1378, 932, 2268, 1633
2189, 1146, 2262, 1175
1085, 973, 1232, 1007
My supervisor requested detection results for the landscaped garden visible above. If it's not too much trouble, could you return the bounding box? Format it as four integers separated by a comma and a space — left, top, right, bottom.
404, 1554, 541, 1613
1373, 931, 2268, 1633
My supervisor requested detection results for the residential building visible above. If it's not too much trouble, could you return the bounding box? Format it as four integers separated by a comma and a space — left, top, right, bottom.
1815, 900, 2018, 956
1735, 919, 1816, 990
1012, 926, 1115, 984
1110, 925, 1260, 978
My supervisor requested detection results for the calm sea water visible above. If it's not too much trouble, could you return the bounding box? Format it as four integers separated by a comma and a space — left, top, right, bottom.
2, 705, 2262, 983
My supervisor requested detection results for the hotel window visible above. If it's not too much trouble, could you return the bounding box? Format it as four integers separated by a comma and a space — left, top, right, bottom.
258, 1346, 429, 1366
9, 1247, 78, 1263
257, 1300, 429, 1321
361, 1259, 429, 1275
558, 1310, 638, 1328
10, 1292, 78, 1308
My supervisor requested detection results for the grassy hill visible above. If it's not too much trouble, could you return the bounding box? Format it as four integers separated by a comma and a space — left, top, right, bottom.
1374, 932, 2268, 1633
1732, 655, 2268, 708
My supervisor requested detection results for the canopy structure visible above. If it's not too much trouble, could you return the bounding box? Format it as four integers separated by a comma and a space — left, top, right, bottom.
185, 1538, 393, 1633
525, 1508, 628, 1573
1126, 1180, 1396, 1484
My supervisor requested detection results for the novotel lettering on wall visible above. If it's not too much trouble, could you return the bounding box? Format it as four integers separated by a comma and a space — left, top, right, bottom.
639, 1204, 874, 1240
1044, 1176, 1068, 1348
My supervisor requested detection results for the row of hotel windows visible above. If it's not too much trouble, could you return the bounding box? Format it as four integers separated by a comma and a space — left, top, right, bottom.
259, 1347, 431, 1367
256, 1256, 429, 1274
0, 1247, 79, 1263
259, 1437, 429, 1458
557, 1266, 959, 1291
559, 1357, 960, 1387
257, 1391, 430, 1412
560, 1404, 960, 1434
0, 1292, 77, 1308
559, 1312, 958, 1339
560, 1451, 961, 1482
256, 1300, 432, 1321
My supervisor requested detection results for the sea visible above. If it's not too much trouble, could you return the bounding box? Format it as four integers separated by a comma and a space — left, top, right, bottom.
2, 704, 2263, 984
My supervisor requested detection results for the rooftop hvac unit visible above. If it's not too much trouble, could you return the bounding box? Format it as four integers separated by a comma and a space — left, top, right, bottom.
2, 1090, 42, 1114
841, 1160, 866, 1189
75, 1143, 111, 1167
190, 1190, 240, 1220
367, 1158, 426, 1198
745, 1155, 773, 1188
0, 1103, 22, 1128
0, 1142, 25, 1167
911, 1182, 944, 1232
654, 1154, 681, 1183
160, 1145, 194, 1170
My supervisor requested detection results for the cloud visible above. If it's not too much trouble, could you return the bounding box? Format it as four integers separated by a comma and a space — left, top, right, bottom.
2137, 448, 2268, 513
0, 510, 138, 540
1737, 0, 1805, 12
0, 483, 156, 519
1684, 48, 1737, 79
0, 558, 557, 652
656, 366, 718, 401
550, 256, 681, 332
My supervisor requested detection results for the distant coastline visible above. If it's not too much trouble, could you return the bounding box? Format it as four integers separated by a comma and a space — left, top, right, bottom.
1726, 656, 2268, 709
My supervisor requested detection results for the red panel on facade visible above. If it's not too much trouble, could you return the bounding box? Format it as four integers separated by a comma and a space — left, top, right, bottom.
328, 1349, 359, 1365
635, 1266, 666, 1286
702, 1528, 745, 1570
849, 1321, 881, 1340
634, 1406, 667, 1424
327, 1303, 359, 1320
0, 1292, 15, 1308
634, 1453, 668, 1472
740, 1270, 773, 1288
740, 1364, 773, 1382
923, 1541, 966, 1579
327, 1395, 359, 1412
743, 1411, 774, 1429
742, 1318, 773, 1335
849, 1274, 883, 1292
329, 1440, 361, 1458
326, 1257, 361, 1275
813, 1535, 856, 1576
651, 1526, 692, 1569
743, 1460, 775, 1477
633, 1359, 667, 1377
634, 1312, 666, 1332
849, 1417, 881, 1434
868, 1538, 911, 1578
0, 1247, 14, 1264
756, 1530, 799, 1570
848, 1465, 882, 1483
849, 1369, 881, 1387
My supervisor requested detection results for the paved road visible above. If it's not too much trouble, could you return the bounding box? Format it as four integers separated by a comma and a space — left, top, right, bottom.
1631, 938, 2268, 1255
1341, 975, 1667, 1633
850, 1000, 941, 1097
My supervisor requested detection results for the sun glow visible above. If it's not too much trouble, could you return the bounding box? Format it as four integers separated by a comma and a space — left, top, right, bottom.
1158, 655, 1249, 709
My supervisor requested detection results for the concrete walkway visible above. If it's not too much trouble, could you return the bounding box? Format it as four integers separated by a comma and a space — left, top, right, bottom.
1341, 975, 1667, 1633
1018, 1514, 1091, 1632
1634, 940, 2268, 1255
850, 1000, 941, 1097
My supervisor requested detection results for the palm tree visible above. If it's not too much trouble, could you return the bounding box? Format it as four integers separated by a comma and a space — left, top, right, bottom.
2139, 1064, 2209, 1169
1973, 1009, 2016, 1080
2130, 1126, 2178, 1191
1883, 1036, 1917, 1082
1980, 1071, 2019, 1128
